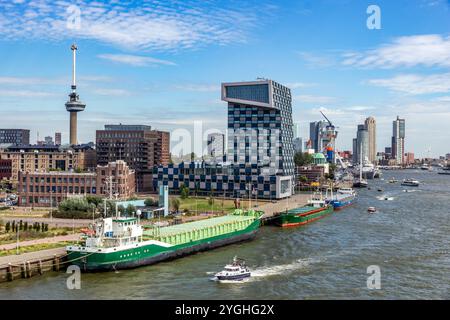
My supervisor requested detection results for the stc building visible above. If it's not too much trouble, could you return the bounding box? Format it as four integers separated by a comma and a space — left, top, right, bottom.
153, 79, 295, 199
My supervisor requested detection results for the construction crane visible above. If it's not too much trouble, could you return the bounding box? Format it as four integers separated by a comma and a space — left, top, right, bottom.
319, 111, 338, 163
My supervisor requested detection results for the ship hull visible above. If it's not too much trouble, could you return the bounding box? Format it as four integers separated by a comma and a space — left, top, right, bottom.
275, 205, 334, 227
329, 196, 356, 210
67, 220, 260, 272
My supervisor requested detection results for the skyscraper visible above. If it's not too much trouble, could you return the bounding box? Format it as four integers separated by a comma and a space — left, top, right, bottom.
65, 44, 86, 145
309, 121, 327, 153
0, 129, 30, 145
356, 124, 369, 164
392, 116, 405, 165
364, 116, 376, 164
222, 79, 295, 178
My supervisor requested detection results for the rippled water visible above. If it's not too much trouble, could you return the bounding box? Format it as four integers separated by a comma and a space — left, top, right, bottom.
1, 170, 449, 299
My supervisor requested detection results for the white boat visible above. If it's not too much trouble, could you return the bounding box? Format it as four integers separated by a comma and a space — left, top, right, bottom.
353, 146, 368, 188
401, 179, 420, 187
420, 164, 432, 171
388, 178, 398, 183
215, 257, 251, 282
368, 207, 376, 213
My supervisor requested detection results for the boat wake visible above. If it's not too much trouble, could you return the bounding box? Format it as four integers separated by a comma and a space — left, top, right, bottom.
377, 195, 394, 201
250, 257, 320, 279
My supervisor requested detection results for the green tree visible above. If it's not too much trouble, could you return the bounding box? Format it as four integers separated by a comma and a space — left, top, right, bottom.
180, 185, 190, 199
190, 152, 196, 161
126, 204, 136, 216
19, 220, 23, 231
11, 221, 15, 233
294, 152, 314, 167
41, 222, 45, 232
170, 198, 180, 212
144, 198, 154, 207
24, 221, 28, 231
117, 205, 126, 215
208, 197, 214, 206
86, 195, 102, 207
5, 221, 10, 233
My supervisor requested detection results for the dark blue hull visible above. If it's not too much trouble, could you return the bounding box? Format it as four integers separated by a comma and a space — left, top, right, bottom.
327, 196, 356, 210
216, 273, 251, 281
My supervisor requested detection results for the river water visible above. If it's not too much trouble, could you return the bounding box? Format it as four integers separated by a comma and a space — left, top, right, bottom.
1, 170, 449, 299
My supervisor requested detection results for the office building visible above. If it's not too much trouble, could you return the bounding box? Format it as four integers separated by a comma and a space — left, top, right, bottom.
55, 132, 62, 146
365, 116, 376, 164
207, 133, 225, 158
356, 124, 369, 164
18, 160, 135, 208
154, 79, 295, 199
309, 121, 327, 153
0, 159, 12, 180
392, 116, 405, 165
293, 137, 303, 154
96, 124, 170, 192
0, 129, 30, 145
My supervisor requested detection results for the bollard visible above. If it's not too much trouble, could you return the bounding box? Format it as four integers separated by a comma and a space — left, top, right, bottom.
26, 261, 32, 278
7, 263, 13, 282
53, 255, 60, 272
21, 262, 26, 278
38, 260, 43, 275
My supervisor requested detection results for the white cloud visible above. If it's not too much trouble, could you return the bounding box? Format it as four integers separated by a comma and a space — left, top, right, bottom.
98, 54, 176, 67
294, 95, 337, 103
286, 82, 316, 89
367, 73, 450, 95
0, 89, 56, 97
343, 34, 450, 69
172, 84, 220, 92
91, 88, 131, 96
0, 0, 264, 51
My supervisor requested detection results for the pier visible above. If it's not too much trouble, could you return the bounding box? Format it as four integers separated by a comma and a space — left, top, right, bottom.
258, 193, 311, 224
0, 247, 67, 283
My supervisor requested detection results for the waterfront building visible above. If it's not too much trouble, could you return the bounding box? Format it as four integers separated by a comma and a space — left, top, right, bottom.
392, 116, 405, 165
365, 116, 376, 164
356, 124, 369, 164
0, 129, 30, 146
18, 160, 135, 207
405, 152, 415, 165
352, 138, 358, 164
96, 124, 170, 192
207, 133, 225, 159
0, 144, 96, 184
154, 79, 295, 199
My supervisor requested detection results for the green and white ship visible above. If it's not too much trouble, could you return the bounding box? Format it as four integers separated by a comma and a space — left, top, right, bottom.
66, 209, 263, 272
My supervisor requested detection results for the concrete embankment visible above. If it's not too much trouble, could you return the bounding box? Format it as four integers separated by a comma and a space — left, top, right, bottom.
0, 247, 67, 283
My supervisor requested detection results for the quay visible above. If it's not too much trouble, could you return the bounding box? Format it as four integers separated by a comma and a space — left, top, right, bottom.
258, 193, 311, 224
0, 247, 67, 283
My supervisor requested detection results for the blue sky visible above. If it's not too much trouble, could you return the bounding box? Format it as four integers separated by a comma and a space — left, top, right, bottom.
0, 0, 449, 157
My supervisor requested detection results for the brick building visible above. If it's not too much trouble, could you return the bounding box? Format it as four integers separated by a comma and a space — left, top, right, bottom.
18, 160, 135, 207
96, 124, 170, 192
0, 159, 12, 180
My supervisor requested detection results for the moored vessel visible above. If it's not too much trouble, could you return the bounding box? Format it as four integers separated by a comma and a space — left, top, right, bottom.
401, 179, 420, 187
275, 194, 334, 227
326, 188, 357, 210
66, 209, 263, 272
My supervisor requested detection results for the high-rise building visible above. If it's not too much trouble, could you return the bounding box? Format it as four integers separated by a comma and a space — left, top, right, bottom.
309, 121, 327, 153
365, 116, 376, 164
153, 79, 295, 200
356, 124, 369, 164
65, 44, 86, 145
352, 138, 358, 164
0, 129, 30, 145
392, 116, 405, 165
96, 124, 170, 192
44, 136, 54, 146
55, 132, 62, 146
223, 79, 295, 178
207, 133, 225, 159
405, 152, 415, 165
293, 137, 303, 154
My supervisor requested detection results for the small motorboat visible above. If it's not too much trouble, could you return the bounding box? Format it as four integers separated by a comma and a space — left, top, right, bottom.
377, 188, 383, 192
388, 178, 398, 183
401, 179, 419, 187
215, 257, 251, 282
367, 207, 377, 213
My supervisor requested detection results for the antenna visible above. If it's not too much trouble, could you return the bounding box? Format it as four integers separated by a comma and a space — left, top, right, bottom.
71, 44, 78, 90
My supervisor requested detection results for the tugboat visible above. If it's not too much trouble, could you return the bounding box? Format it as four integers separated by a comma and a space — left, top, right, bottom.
215, 257, 251, 282
401, 179, 420, 187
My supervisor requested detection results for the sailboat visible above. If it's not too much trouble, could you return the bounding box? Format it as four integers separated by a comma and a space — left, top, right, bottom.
353, 144, 368, 188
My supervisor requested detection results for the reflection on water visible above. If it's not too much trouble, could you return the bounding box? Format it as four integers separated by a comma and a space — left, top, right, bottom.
1, 170, 449, 299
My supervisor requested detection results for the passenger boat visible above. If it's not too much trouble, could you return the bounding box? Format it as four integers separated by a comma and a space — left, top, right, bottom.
274, 194, 334, 227
401, 179, 420, 187
66, 209, 263, 272
214, 257, 251, 282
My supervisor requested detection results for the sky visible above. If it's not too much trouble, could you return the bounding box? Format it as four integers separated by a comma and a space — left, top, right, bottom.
0, 0, 449, 158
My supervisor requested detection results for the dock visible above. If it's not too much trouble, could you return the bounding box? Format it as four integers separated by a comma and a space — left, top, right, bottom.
0, 247, 67, 283
258, 193, 311, 224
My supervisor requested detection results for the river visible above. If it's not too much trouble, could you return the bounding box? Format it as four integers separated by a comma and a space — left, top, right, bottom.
1, 170, 449, 299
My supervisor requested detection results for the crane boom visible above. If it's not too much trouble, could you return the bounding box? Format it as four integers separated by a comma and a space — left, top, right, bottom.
320, 111, 333, 126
